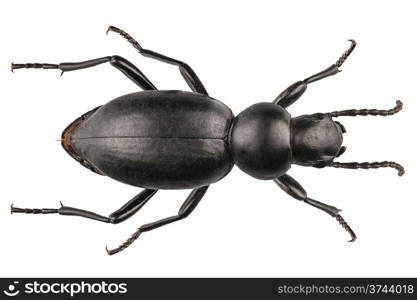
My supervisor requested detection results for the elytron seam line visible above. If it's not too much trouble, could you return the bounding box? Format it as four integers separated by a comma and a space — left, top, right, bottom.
10, 26, 404, 256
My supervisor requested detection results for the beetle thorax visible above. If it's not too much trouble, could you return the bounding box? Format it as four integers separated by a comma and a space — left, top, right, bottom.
229, 103, 291, 180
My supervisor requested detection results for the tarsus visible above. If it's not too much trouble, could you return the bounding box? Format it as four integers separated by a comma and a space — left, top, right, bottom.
106, 229, 142, 256
336, 214, 356, 242
11, 204, 58, 214
335, 39, 356, 68
107, 25, 143, 52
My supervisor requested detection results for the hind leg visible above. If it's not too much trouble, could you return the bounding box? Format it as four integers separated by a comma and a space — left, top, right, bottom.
11, 189, 157, 224
12, 55, 156, 90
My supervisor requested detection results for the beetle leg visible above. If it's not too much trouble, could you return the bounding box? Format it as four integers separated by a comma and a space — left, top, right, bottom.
106, 185, 209, 255
273, 174, 356, 242
11, 189, 157, 224
11, 55, 157, 90
107, 25, 208, 95
274, 40, 356, 108
108, 189, 158, 224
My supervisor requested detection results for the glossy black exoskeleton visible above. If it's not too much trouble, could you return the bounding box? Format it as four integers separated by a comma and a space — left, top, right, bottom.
11, 26, 404, 255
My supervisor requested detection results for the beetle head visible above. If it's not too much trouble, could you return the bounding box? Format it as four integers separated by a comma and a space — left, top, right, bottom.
290, 113, 345, 168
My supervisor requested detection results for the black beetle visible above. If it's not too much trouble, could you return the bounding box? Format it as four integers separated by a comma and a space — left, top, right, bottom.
11, 26, 404, 255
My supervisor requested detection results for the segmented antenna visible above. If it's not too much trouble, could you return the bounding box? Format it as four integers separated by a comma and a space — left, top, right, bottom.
330, 100, 403, 117
336, 214, 357, 242
330, 161, 405, 176
335, 39, 356, 68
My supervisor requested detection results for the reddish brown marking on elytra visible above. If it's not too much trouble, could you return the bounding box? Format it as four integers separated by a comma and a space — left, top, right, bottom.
62, 118, 82, 161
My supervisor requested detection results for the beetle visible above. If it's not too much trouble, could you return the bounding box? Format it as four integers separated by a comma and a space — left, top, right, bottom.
11, 26, 404, 255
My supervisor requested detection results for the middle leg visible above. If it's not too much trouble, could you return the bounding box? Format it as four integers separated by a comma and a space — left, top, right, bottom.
107, 25, 208, 95
106, 185, 209, 255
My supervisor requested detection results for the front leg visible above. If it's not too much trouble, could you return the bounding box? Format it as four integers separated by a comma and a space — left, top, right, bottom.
274, 174, 356, 242
273, 40, 356, 108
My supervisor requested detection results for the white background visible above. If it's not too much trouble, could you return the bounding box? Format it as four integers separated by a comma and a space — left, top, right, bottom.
1, 0, 416, 277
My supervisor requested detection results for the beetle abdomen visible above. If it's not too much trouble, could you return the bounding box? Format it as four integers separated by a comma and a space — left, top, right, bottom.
70, 91, 234, 189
